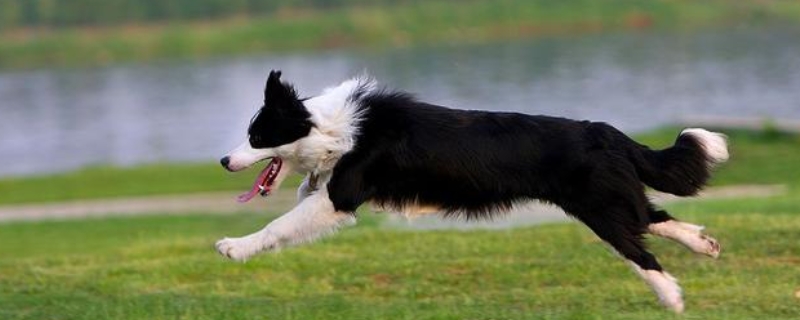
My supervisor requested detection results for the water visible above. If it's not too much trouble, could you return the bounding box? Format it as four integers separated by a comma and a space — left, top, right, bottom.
2, 28, 799, 177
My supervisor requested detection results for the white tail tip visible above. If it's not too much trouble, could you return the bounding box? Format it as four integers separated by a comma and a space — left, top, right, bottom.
681, 128, 730, 165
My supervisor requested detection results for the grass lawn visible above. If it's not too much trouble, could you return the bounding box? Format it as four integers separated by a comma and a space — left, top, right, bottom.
0, 128, 799, 319
0, 201, 798, 319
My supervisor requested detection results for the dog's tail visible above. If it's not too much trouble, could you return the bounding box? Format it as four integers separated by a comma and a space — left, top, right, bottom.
627, 128, 729, 196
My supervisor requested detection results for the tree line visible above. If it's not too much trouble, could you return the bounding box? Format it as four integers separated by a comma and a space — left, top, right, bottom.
0, 0, 431, 29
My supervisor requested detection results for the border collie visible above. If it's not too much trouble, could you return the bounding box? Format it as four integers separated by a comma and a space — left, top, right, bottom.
218, 71, 728, 313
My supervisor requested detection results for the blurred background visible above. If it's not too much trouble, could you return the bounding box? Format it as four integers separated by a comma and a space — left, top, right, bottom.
1, 0, 799, 178
2, 1, 800, 319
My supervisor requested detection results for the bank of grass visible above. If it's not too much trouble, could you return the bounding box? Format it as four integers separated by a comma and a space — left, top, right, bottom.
1, 127, 797, 205
0, 196, 798, 319
0, 162, 302, 205
2, 0, 800, 69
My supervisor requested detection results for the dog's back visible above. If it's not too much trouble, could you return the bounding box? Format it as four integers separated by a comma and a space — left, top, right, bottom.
219, 73, 728, 313
328, 93, 726, 219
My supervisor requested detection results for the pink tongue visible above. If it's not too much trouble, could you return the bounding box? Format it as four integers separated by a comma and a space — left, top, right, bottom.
237, 158, 280, 203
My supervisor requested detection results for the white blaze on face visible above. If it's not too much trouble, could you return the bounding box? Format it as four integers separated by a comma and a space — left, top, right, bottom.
224, 140, 277, 172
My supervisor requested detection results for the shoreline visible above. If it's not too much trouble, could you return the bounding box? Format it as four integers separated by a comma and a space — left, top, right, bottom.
2, 1, 799, 70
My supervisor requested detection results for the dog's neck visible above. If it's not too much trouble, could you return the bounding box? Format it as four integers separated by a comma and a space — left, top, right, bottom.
286, 76, 377, 176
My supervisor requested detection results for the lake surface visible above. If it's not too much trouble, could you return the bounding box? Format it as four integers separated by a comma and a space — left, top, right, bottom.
1, 27, 799, 177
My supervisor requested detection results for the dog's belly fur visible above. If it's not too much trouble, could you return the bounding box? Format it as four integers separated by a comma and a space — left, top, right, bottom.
327, 101, 632, 219
372, 202, 442, 218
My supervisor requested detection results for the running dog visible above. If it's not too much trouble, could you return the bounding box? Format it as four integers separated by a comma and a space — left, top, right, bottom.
218, 71, 728, 312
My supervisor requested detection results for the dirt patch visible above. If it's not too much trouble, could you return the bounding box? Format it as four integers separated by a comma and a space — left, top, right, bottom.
0, 191, 298, 222
0, 184, 786, 224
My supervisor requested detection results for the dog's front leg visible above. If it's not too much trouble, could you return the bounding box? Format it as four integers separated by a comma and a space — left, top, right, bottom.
215, 189, 356, 261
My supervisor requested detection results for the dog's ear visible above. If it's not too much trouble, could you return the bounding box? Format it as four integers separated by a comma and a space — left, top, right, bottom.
262, 70, 306, 119
264, 70, 293, 105
266, 70, 282, 89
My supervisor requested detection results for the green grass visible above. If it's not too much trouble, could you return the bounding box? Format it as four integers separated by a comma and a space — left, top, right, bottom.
2, 0, 800, 69
2, 127, 797, 205
0, 162, 302, 205
0, 201, 798, 319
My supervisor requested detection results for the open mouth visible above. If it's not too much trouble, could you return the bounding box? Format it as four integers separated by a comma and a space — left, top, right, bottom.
237, 157, 283, 203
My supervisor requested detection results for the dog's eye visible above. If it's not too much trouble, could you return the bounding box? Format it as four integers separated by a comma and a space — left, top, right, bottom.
249, 135, 263, 147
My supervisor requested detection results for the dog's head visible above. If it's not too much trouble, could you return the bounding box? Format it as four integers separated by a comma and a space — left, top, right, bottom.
221, 70, 313, 202
221, 70, 312, 171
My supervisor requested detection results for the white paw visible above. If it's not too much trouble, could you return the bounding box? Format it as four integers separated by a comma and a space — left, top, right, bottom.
215, 233, 277, 261
645, 270, 685, 313
678, 222, 721, 258
697, 234, 721, 258
661, 293, 685, 313
650, 221, 721, 258
657, 272, 685, 313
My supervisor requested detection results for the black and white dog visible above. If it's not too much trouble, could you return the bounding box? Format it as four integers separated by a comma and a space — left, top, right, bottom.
218, 71, 728, 313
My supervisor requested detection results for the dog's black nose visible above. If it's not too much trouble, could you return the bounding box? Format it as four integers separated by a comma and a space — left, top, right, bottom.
220, 156, 231, 169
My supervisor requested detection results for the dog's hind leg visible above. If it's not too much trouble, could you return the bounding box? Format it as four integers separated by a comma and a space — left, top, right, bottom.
551, 157, 684, 311
647, 206, 720, 258
216, 189, 356, 261
574, 208, 685, 313
560, 157, 684, 312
